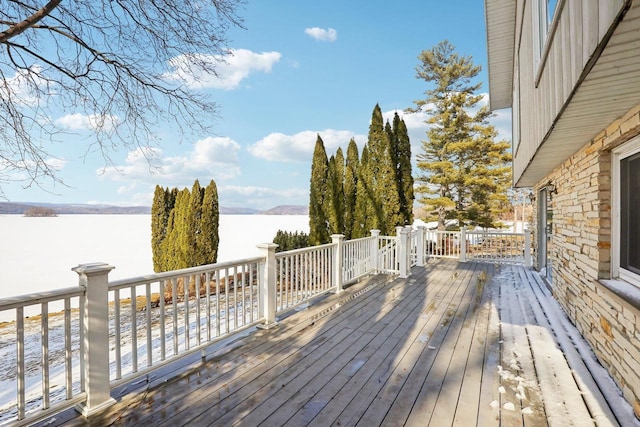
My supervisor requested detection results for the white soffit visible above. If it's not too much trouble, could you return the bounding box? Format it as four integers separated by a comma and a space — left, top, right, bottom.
485, 0, 516, 110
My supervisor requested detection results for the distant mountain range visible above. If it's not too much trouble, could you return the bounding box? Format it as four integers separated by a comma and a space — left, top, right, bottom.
0, 202, 308, 215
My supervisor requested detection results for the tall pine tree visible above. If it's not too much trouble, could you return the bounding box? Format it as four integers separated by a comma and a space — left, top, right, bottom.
151, 185, 169, 272
309, 135, 330, 245
151, 180, 219, 272
326, 148, 345, 235
187, 180, 204, 266
353, 145, 375, 238
343, 139, 359, 239
410, 40, 511, 230
200, 180, 220, 264
392, 113, 414, 225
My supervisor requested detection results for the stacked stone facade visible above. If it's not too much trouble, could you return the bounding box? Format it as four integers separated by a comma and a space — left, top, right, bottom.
532, 103, 640, 416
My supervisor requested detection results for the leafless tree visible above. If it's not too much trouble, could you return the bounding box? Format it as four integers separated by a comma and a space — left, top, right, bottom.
0, 0, 245, 196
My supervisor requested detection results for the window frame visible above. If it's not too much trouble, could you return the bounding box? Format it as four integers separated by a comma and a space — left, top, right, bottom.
533, 0, 565, 87
612, 135, 640, 288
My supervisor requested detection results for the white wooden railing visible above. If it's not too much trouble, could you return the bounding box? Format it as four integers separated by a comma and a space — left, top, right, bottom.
0, 226, 530, 425
420, 227, 532, 265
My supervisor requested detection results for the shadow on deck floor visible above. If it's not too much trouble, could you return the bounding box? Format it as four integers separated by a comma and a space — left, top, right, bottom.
38, 259, 635, 426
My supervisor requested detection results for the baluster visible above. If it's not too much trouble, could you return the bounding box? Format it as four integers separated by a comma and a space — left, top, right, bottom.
41, 302, 50, 409
205, 271, 211, 341
172, 278, 178, 356
64, 298, 73, 399
131, 286, 137, 373
184, 275, 190, 351
159, 281, 166, 361
196, 273, 201, 345
145, 282, 152, 367
114, 290, 121, 379
17, 307, 25, 420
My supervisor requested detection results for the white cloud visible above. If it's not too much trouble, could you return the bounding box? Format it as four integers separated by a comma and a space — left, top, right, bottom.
489, 108, 513, 143
248, 129, 366, 162
164, 49, 281, 90
305, 27, 338, 42
0, 65, 48, 106
56, 113, 119, 131
99, 136, 242, 187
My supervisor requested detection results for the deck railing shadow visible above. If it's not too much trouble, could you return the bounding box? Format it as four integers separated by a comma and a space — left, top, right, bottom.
0, 226, 531, 426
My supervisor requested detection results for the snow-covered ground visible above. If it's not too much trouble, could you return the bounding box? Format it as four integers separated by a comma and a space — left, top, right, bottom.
0, 214, 309, 299
0, 214, 309, 423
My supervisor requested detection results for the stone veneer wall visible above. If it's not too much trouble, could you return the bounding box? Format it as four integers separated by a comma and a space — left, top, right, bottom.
532, 102, 640, 416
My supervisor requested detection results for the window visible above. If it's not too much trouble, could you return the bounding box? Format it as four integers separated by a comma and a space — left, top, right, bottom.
547, 0, 558, 26
533, 0, 563, 85
613, 137, 640, 287
536, 0, 559, 52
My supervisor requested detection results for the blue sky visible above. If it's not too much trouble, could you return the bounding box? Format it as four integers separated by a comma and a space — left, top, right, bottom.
4, 1, 511, 210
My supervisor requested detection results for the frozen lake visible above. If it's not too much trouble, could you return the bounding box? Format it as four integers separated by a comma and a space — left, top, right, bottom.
0, 214, 309, 299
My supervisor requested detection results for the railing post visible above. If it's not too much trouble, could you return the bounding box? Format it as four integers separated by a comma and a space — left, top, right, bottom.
416, 226, 425, 267
331, 234, 345, 294
460, 229, 467, 262
257, 243, 279, 329
397, 227, 410, 278
72, 262, 115, 417
370, 229, 380, 274
524, 228, 532, 267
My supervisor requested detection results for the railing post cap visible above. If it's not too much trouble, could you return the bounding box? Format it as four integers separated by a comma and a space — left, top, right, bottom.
331, 234, 345, 239
72, 262, 115, 275
257, 243, 279, 250
370, 229, 381, 236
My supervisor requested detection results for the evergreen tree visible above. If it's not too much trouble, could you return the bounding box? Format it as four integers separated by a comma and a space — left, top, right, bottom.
392, 113, 415, 225
409, 40, 511, 229
171, 188, 191, 269
200, 180, 220, 264
381, 119, 404, 233
326, 148, 345, 235
187, 180, 205, 266
273, 230, 309, 252
344, 139, 359, 239
364, 104, 386, 232
353, 145, 375, 238
151, 185, 169, 272
309, 135, 330, 245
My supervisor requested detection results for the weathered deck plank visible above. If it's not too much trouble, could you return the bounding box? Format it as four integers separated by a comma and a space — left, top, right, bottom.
36, 259, 623, 427
388, 262, 483, 426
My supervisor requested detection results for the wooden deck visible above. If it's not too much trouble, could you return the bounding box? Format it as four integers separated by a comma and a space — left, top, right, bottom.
39, 259, 622, 426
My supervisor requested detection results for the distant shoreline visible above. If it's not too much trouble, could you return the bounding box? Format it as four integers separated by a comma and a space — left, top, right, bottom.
0, 202, 308, 216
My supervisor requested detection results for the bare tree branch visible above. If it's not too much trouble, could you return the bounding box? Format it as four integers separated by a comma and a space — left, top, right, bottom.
0, 0, 61, 43
0, 0, 246, 195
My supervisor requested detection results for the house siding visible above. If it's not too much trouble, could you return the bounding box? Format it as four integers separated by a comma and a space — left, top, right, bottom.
532, 102, 640, 416
513, 0, 630, 186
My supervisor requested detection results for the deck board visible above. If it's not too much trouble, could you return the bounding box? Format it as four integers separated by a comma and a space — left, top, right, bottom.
36, 259, 623, 427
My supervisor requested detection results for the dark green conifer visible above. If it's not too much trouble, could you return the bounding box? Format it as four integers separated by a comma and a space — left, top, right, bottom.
187, 180, 204, 265
353, 145, 375, 238
393, 113, 414, 225
326, 148, 345, 235
309, 135, 330, 245
200, 180, 219, 264
151, 185, 169, 272
343, 139, 359, 239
